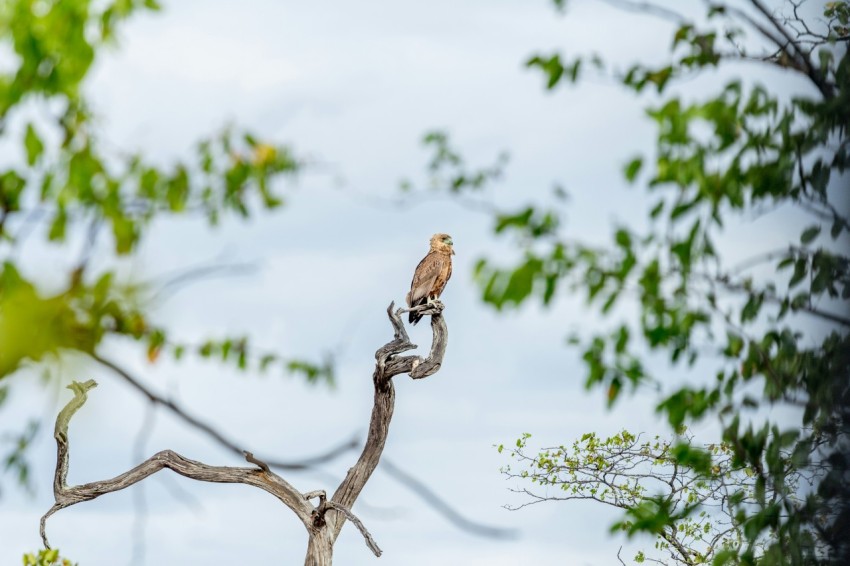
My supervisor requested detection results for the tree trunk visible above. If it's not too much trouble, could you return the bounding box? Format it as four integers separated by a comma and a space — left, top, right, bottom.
305, 528, 334, 566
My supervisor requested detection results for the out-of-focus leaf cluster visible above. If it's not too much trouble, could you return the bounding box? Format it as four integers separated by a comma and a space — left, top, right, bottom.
0, 0, 330, 496
0, 0, 301, 377
399, 130, 508, 194
412, 1, 850, 563
152, 333, 335, 387
2, 419, 38, 495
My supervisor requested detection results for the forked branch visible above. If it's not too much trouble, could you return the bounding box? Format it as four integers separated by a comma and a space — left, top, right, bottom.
41, 301, 451, 564
41, 380, 322, 549
329, 301, 448, 541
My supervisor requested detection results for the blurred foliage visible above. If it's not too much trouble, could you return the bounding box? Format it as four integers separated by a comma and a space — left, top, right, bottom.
400, 130, 508, 194
411, 0, 850, 564
0, 0, 331, 495
22, 549, 75, 566
1, 419, 38, 495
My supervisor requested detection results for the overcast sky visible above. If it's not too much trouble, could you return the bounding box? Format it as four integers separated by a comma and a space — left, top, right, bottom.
0, 1, 817, 564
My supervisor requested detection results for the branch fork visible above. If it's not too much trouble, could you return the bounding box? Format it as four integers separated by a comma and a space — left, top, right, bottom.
41, 301, 449, 564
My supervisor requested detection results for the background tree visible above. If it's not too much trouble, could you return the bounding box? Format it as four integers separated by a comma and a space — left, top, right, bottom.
500, 429, 826, 565
410, 0, 848, 563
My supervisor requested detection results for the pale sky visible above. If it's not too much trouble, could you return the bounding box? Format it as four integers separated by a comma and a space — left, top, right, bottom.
0, 1, 815, 565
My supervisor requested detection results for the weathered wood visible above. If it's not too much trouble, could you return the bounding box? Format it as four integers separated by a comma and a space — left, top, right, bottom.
42, 381, 315, 550
41, 300, 449, 565
328, 302, 448, 544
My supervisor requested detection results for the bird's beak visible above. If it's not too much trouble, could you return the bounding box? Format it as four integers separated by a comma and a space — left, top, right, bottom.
451, 248, 456, 255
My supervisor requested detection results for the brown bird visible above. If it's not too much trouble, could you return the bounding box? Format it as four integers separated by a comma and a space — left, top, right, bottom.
406, 233, 454, 325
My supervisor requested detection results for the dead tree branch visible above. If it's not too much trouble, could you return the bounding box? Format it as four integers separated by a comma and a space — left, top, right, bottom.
328, 301, 448, 545
94, 345, 510, 539
42, 301, 452, 564
305, 490, 383, 557
41, 380, 317, 546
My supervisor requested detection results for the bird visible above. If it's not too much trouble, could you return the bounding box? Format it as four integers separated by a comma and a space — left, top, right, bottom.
406, 233, 454, 325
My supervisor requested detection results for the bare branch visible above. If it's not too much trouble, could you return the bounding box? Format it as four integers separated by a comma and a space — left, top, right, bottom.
91, 353, 359, 470
705, 0, 835, 98
42, 380, 314, 549
705, 274, 850, 328
93, 339, 508, 540
329, 301, 448, 540
747, 0, 833, 97
380, 458, 519, 539
42, 302, 487, 562
598, 0, 688, 24
41, 302, 469, 563
151, 261, 259, 303
244, 451, 271, 473
324, 501, 383, 557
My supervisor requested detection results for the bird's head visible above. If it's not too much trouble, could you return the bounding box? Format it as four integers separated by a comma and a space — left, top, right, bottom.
430, 233, 455, 255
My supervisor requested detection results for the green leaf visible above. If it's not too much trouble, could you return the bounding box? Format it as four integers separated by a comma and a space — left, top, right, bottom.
48, 209, 68, 242
671, 442, 712, 474
527, 54, 565, 90
649, 200, 664, 218
624, 157, 643, 182
24, 124, 44, 166
789, 258, 807, 288
800, 225, 820, 245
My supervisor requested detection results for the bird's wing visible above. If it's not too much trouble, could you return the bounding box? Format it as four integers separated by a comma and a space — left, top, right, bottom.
407, 253, 445, 307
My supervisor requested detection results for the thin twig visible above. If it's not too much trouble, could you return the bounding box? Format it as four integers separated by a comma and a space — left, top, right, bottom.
380, 458, 519, 539
325, 501, 383, 557
599, 0, 688, 23
91, 353, 359, 470
152, 261, 260, 302
748, 0, 833, 98
131, 403, 156, 566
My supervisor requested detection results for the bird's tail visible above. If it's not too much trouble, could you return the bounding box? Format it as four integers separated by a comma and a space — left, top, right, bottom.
408, 311, 422, 325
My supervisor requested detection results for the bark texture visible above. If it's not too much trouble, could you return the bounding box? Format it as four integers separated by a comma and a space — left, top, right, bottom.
41, 301, 448, 565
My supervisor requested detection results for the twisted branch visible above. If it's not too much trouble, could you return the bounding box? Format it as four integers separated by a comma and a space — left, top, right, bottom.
93, 350, 510, 539
40, 381, 382, 562
40, 301, 458, 563
329, 301, 448, 540
41, 380, 319, 547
